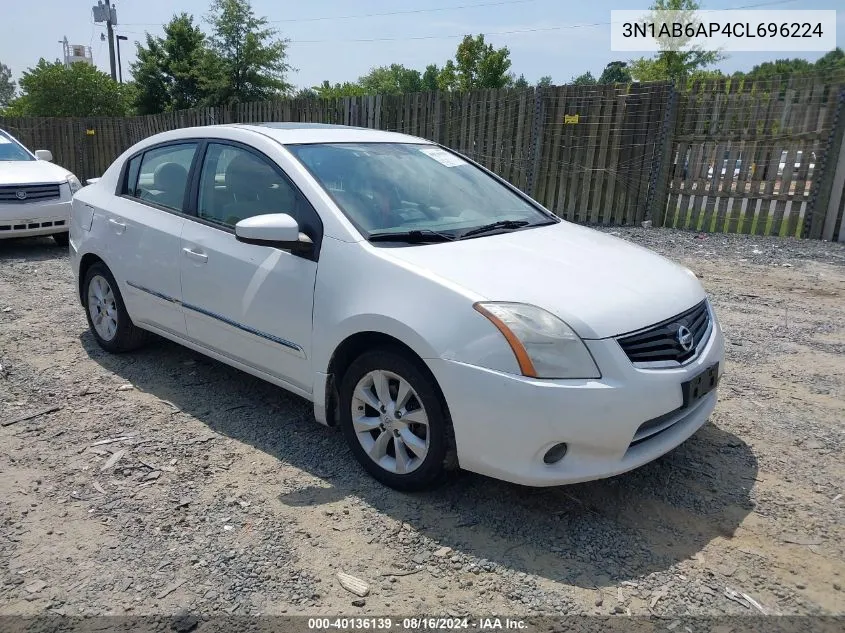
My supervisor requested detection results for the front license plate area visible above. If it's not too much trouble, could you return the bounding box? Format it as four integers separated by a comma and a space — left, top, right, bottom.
681, 363, 719, 408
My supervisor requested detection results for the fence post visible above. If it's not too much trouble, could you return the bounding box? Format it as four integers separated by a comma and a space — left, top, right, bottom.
525, 86, 544, 198
806, 86, 845, 239
646, 82, 679, 226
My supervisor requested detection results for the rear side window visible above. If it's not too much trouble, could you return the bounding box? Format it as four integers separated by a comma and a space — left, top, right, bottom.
126, 143, 198, 213
123, 155, 141, 196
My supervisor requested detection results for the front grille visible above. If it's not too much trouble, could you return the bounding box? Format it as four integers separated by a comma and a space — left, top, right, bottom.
0, 183, 62, 203
617, 300, 710, 364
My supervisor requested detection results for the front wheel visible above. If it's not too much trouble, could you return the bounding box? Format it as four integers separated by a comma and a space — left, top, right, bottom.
82, 262, 148, 353
339, 350, 451, 491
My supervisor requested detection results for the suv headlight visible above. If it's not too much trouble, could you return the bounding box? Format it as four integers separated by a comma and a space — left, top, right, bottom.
66, 174, 82, 194
473, 302, 600, 379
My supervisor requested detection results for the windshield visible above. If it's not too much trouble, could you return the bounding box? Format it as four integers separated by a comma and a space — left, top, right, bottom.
287, 143, 554, 239
0, 130, 35, 162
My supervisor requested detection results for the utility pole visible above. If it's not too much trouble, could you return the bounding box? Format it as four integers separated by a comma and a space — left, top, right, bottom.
58, 37, 68, 68
92, 1, 118, 81
116, 35, 127, 83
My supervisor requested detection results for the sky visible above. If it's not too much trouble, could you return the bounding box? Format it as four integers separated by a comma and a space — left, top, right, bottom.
1, 0, 843, 90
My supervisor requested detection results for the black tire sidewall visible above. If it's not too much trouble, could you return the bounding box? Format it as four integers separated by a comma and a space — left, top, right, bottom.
339, 350, 448, 491
82, 263, 137, 353
52, 232, 69, 247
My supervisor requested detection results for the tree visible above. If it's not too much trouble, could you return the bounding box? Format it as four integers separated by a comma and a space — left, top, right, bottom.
203, 0, 293, 105
131, 13, 207, 114
3, 59, 132, 117
437, 60, 458, 91
312, 80, 365, 99
439, 34, 512, 90
628, 0, 724, 81
598, 61, 631, 84
536, 75, 553, 87
359, 64, 422, 95
422, 64, 440, 91
570, 71, 597, 86
293, 87, 318, 99
737, 48, 844, 82
0, 62, 15, 107
815, 47, 845, 74
512, 74, 529, 89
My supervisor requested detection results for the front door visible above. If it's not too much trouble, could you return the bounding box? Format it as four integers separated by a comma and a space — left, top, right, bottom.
179, 142, 321, 393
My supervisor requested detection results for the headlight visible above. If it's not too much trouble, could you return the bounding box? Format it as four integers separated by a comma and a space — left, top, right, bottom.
66, 174, 82, 194
473, 302, 600, 379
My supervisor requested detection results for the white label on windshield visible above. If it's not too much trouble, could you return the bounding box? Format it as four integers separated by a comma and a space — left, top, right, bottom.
0, 136, 10, 144
420, 147, 466, 167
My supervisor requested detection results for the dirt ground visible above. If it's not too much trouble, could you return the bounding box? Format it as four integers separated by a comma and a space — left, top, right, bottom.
1, 227, 843, 619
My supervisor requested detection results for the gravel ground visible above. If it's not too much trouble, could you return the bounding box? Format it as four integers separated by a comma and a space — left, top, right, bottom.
1, 227, 843, 619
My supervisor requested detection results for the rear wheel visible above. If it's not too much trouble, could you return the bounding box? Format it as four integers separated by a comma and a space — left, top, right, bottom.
339, 349, 450, 491
52, 232, 69, 247
82, 262, 147, 353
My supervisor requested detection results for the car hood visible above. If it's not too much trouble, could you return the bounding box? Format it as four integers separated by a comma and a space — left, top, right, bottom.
0, 161, 72, 186
380, 221, 705, 339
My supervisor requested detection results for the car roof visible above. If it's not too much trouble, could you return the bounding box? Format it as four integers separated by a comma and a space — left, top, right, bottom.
229, 122, 433, 146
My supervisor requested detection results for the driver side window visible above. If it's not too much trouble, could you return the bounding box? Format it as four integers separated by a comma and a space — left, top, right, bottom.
197, 143, 298, 228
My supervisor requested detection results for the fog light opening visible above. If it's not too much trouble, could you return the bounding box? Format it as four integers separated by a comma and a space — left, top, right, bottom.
543, 443, 568, 465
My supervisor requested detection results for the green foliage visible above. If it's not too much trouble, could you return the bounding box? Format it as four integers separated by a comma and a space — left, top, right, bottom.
570, 71, 597, 86
359, 64, 423, 95
536, 75, 553, 88
448, 34, 512, 90
736, 48, 845, 82
3, 60, 132, 117
598, 61, 631, 84
202, 0, 292, 105
131, 13, 207, 114
512, 74, 529, 89
0, 61, 15, 107
421, 64, 440, 91
312, 80, 366, 99
628, 0, 724, 81
437, 60, 458, 91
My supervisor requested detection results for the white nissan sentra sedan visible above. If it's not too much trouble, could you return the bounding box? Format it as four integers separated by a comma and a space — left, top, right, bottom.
1, 128, 82, 245
69, 123, 724, 491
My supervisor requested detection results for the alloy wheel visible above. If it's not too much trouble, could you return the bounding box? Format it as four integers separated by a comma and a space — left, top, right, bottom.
87, 274, 119, 341
350, 369, 430, 474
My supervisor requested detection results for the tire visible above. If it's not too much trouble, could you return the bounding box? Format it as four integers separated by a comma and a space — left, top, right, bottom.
339, 349, 450, 491
82, 262, 148, 353
52, 232, 69, 247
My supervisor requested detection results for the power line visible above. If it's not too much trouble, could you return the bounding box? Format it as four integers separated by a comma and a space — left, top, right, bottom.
120, 0, 541, 27
284, 0, 800, 45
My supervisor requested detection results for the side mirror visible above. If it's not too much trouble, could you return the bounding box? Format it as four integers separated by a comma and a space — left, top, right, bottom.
235, 213, 313, 253
35, 150, 53, 162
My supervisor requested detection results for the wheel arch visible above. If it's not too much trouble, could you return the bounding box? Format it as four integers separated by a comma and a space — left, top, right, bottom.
78, 252, 107, 305
324, 330, 459, 470
323, 330, 448, 427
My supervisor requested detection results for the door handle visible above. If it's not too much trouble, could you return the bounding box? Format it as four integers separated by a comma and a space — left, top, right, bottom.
183, 247, 208, 263
108, 218, 126, 234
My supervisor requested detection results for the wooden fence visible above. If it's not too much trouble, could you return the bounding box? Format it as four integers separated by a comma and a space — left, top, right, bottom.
2, 76, 844, 241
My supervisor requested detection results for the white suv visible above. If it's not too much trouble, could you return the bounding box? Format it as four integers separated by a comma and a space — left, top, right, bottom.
0, 128, 82, 245
69, 123, 724, 491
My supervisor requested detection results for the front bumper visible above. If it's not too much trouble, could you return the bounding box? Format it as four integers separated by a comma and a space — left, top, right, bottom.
427, 313, 725, 486
0, 196, 71, 239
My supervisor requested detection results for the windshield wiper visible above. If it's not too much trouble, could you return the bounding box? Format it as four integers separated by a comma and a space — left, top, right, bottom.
368, 229, 456, 243
458, 220, 531, 239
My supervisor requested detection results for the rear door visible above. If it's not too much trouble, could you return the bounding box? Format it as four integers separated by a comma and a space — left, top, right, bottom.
104, 142, 199, 337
